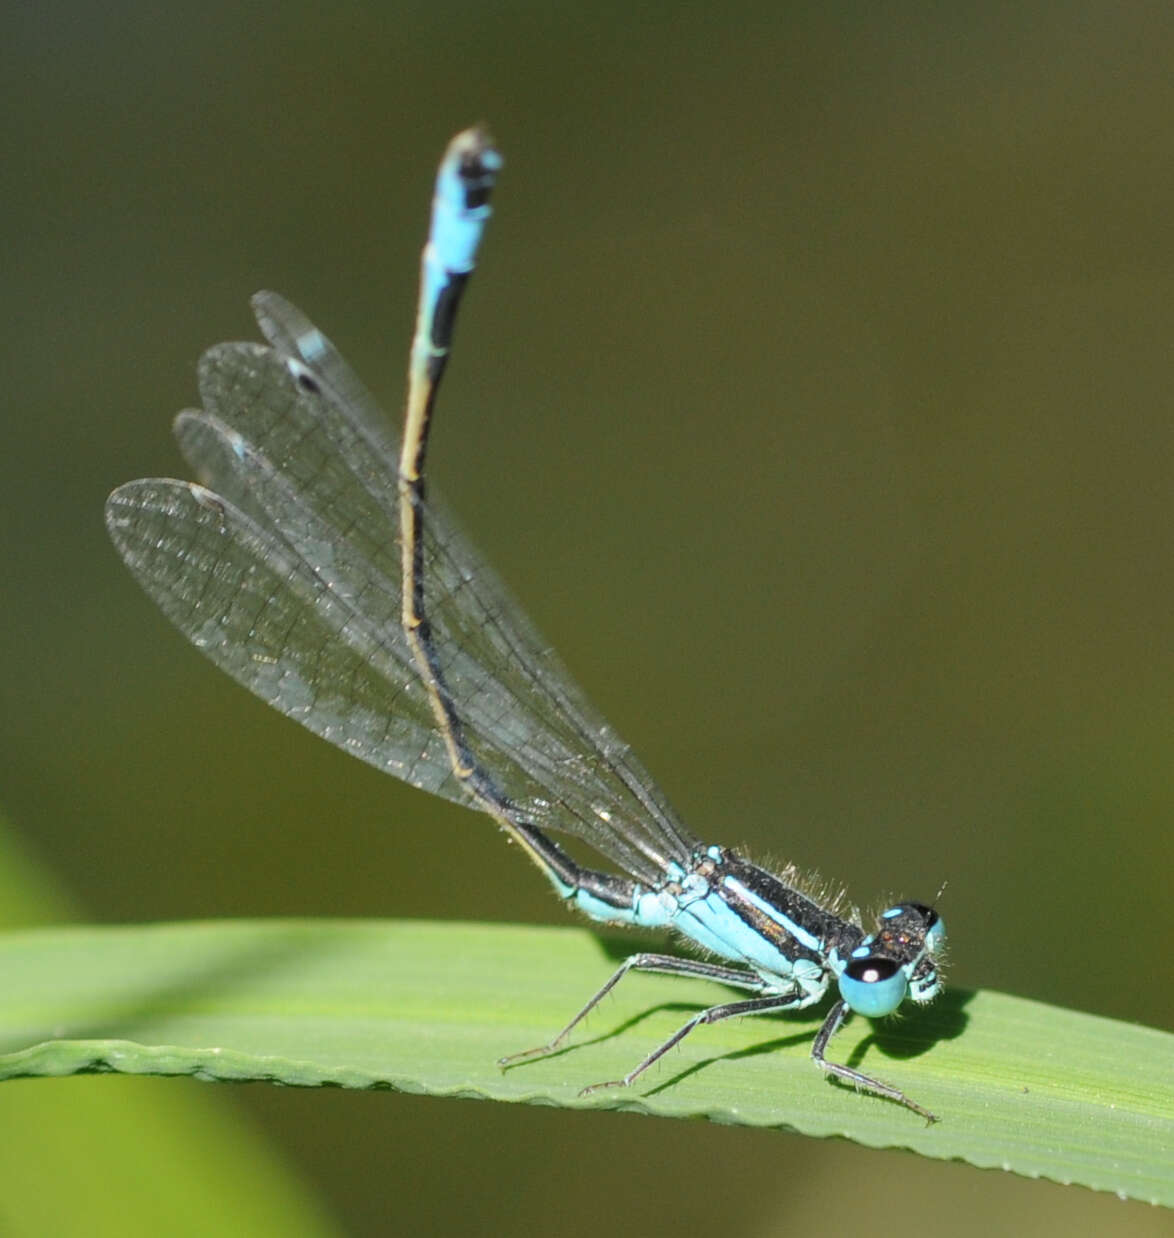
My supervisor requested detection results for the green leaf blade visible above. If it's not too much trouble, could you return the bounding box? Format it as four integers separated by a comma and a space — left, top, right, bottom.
1, 919, 1170, 1206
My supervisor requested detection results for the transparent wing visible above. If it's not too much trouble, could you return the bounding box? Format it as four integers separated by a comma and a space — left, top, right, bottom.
105, 297, 697, 884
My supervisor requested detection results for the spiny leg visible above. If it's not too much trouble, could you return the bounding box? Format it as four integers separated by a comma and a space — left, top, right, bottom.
578, 991, 808, 1097
811, 999, 938, 1122
500, 952, 772, 1067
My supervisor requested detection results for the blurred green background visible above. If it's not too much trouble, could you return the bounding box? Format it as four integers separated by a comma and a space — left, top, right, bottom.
4, 2, 1173, 1234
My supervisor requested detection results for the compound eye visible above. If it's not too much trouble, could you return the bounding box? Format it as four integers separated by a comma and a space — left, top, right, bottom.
925, 912, 946, 956
839, 955, 907, 1017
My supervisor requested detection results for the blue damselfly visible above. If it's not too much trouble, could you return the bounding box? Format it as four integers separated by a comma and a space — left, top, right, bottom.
106, 128, 946, 1120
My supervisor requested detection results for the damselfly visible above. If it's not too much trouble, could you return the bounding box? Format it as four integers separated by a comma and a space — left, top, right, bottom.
106, 128, 946, 1120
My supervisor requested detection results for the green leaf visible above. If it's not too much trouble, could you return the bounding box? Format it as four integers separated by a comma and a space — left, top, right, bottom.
0, 815, 343, 1238
1, 919, 1170, 1207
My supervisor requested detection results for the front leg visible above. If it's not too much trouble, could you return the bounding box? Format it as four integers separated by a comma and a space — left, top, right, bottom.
810, 999, 938, 1122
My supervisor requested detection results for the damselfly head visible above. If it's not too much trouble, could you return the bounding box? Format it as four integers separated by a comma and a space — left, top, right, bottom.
837, 902, 946, 1018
